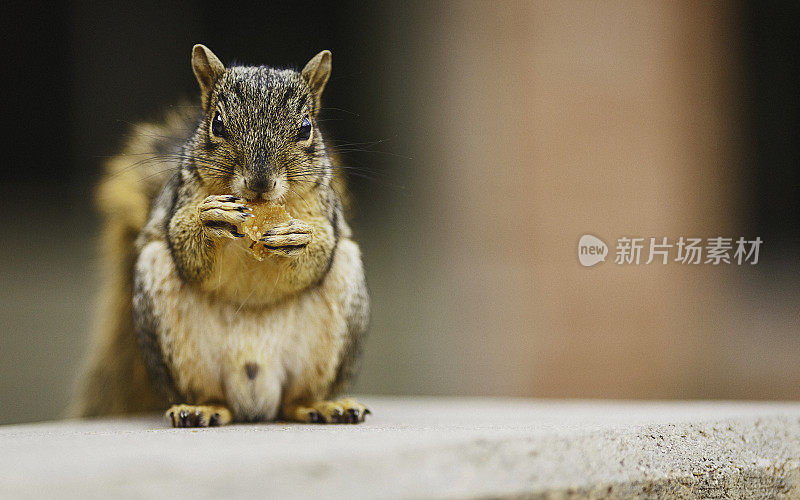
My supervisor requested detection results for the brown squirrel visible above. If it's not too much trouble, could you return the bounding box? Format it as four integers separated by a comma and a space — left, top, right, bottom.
71, 45, 370, 427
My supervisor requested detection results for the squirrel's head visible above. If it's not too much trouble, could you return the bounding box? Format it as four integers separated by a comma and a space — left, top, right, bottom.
188, 44, 333, 201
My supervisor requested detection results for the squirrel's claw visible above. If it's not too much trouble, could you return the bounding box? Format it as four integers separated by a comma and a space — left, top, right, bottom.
198, 195, 252, 239
284, 398, 371, 424
166, 404, 232, 428
258, 219, 312, 256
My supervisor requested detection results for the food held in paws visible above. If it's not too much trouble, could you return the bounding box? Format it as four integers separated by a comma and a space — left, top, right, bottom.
241, 202, 292, 260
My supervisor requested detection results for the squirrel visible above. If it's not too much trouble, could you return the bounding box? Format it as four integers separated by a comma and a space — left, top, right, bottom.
70, 45, 370, 427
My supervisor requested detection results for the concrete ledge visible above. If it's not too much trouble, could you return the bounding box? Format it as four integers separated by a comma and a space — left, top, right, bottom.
2, 397, 800, 498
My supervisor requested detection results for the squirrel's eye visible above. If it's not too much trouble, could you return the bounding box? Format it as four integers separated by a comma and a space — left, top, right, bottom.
297, 116, 312, 141
211, 111, 226, 138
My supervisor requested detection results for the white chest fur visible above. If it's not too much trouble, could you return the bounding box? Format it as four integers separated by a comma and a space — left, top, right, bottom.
135, 239, 353, 420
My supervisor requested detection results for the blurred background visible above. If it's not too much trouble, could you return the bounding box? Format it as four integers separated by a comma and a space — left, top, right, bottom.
0, 1, 798, 424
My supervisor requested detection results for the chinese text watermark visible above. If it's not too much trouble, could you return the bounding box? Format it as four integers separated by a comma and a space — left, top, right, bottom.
578, 235, 762, 267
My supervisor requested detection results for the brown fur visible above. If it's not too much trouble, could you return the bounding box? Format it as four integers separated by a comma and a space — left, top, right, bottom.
70, 112, 194, 416
71, 46, 370, 425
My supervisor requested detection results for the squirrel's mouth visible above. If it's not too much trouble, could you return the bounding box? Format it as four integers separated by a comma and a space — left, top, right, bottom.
232, 175, 288, 203
250, 185, 287, 204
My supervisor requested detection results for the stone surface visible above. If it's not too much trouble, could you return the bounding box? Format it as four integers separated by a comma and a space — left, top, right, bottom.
2, 397, 800, 498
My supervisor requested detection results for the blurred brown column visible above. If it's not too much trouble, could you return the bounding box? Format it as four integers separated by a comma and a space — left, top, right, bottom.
406, 1, 743, 398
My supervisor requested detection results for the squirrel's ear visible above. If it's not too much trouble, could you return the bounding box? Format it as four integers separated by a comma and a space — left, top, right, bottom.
191, 44, 225, 106
301, 50, 332, 110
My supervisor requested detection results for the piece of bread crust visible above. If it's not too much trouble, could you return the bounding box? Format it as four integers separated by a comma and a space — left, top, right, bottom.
240, 202, 292, 261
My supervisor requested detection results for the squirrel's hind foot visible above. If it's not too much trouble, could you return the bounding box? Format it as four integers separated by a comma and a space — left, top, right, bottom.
284, 397, 371, 424
166, 404, 232, 428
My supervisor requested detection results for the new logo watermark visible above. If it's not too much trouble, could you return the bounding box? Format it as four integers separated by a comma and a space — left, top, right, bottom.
578, 235, 762, 266
578, 235, 608, 267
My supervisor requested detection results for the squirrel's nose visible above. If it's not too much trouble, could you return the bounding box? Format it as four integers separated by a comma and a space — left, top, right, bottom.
245, 177, 273, 194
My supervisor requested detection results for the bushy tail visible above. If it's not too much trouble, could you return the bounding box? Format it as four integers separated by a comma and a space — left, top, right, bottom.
69, 109, 197, 417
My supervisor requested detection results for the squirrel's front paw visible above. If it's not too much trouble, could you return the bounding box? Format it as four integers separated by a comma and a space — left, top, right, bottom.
259, 219, 313, 257
198, 195, 253, 239
166, 404, 232, 428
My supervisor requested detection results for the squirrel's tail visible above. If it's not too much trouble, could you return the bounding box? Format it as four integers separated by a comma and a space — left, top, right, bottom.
69, 212, 163, 416
69, 109, 198, 417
